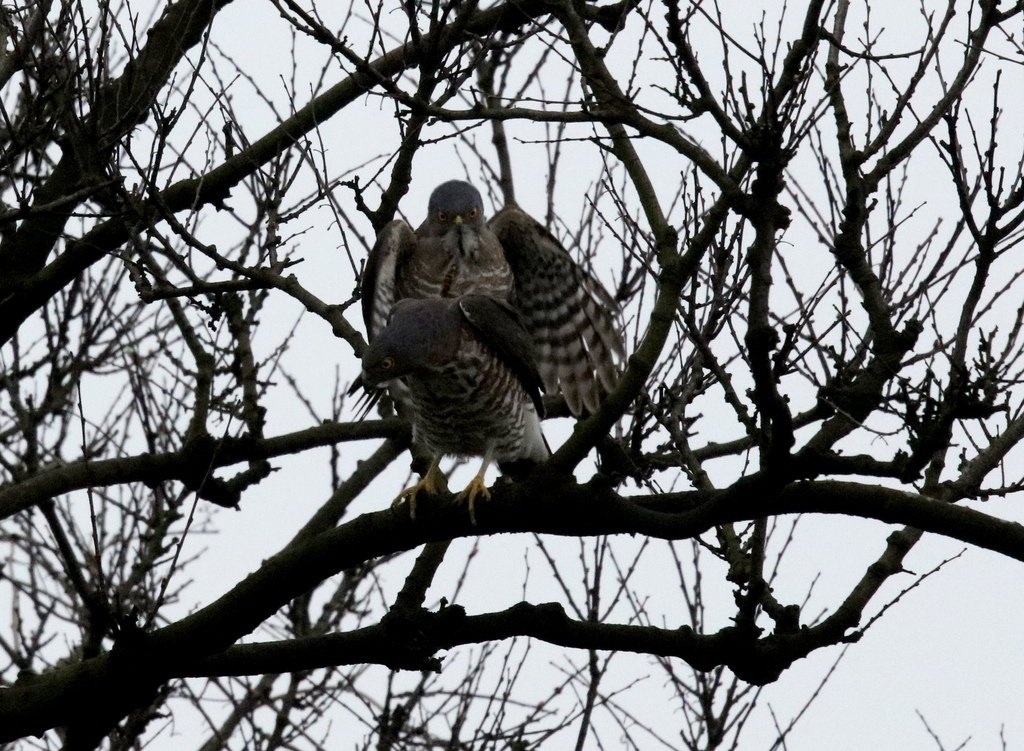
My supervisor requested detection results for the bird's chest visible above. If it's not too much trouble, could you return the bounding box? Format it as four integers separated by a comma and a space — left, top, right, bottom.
412, 350, 493, 415
406, 346, 526, 457
399, 230, 513, 300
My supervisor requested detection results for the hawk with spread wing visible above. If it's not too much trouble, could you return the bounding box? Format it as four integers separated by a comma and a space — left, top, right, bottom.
362, 180, 624, 415
362, 295, 548, 523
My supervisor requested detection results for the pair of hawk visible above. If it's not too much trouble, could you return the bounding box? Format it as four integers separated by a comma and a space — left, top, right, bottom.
360, 180, 624, 520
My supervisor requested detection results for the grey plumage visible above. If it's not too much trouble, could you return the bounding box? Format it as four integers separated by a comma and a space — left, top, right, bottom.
363, 180, 512, 341
362, 180, 624, 416
362, 295, 549, 521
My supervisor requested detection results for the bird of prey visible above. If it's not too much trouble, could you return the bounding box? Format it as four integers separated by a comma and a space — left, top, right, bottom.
362, 295, 548, 523
362, 179, 624, 416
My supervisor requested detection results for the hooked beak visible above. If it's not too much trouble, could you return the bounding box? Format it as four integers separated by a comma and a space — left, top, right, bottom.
453, 215, 463, 225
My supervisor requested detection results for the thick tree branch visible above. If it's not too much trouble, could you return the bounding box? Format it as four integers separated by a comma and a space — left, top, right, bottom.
0, 0, 564, 346
4, 475, 1023, 741
0, 0, 236, 283
0, 419, 407, 521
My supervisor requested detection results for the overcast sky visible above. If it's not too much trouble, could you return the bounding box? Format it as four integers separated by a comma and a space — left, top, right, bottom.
21, 1, 1024, 748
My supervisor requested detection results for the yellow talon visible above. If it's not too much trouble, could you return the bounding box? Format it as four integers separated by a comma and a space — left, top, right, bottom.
393, 459, 448, 520
456, 474, 491, 526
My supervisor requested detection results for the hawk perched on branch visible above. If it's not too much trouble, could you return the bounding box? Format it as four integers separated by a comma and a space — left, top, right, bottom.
362, 180, 624, 415
361, 295, 548, 523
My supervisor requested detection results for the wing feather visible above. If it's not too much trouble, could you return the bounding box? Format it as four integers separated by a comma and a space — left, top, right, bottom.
361, 219, 416, 341
457, 294, 546, 418
489, 207, 625, 415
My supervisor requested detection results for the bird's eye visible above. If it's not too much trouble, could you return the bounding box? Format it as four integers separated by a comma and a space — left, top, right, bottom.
438, 211, 448, 222
380, 356, 395, 370
467, 208, 478, 219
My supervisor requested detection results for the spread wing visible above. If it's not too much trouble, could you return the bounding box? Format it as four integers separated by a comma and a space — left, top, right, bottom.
361, 219, 416, 341
457, 294, 546, 418
489, 207, 625, 415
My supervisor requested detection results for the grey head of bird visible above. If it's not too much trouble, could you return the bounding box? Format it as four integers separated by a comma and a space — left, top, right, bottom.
426, 180, 486, 230
361, 297, 463, 387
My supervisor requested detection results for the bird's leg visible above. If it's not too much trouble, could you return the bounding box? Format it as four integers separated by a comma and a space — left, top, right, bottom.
394, 456, 448, 520
456, 448, 493, 526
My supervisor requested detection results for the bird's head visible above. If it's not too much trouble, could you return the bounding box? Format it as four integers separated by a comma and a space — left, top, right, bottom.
361, 298, 461, 386
427, 180, 485, 229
